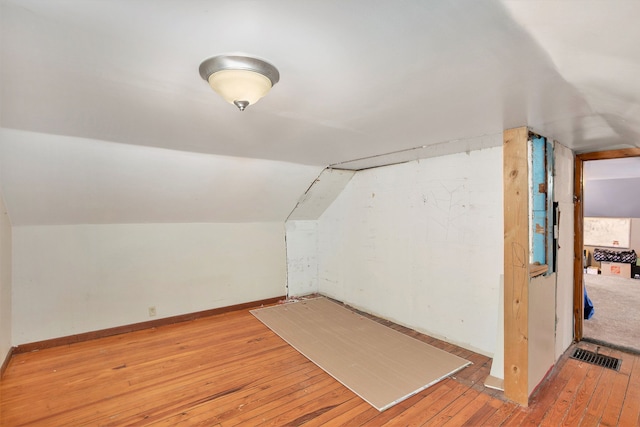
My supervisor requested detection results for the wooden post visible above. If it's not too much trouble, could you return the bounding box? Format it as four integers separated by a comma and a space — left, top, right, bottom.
503, 127, 530, 406
573, 156, 584, 341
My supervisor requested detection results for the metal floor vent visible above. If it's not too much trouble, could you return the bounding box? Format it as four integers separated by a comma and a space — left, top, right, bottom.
570, 348, 621, 371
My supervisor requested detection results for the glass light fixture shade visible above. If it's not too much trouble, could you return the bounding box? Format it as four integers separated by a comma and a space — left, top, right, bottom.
199, 55, 280, 111
208, 69, 273, 107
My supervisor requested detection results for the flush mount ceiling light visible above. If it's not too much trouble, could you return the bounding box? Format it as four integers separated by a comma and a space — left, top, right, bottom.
199, 55, 280, 111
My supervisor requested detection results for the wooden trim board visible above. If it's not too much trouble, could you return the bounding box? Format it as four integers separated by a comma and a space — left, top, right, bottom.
13, 296, 284, 354
251, 297, 471, 411
577, 148, 640, 161
574, 155, 584, 341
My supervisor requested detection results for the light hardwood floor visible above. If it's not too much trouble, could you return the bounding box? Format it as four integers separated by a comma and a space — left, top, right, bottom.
1, 303, 639, 426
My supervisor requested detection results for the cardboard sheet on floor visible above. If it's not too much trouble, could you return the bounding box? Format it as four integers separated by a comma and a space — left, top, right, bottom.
251, 297, 471, 411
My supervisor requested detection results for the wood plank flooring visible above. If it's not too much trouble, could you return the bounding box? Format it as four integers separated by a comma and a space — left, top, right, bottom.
1, 303, 639, 426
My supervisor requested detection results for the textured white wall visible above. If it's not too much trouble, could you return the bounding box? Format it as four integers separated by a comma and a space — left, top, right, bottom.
285, 169, 355, 297
529, 272, 556, 394
12, 222, 286, 345
285, 221, 319, 297
554, 143, 575, 360
528, 142, 575, 393
316, 146, 504, 356
0, 191, 12, 358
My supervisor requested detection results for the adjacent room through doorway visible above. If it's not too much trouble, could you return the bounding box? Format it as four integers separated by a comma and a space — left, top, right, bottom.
580, 156, 640, 352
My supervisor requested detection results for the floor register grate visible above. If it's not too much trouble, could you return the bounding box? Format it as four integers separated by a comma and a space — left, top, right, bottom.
570, 347, 621, 371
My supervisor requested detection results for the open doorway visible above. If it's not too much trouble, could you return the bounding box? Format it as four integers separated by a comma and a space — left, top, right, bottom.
574, 149, 640, 352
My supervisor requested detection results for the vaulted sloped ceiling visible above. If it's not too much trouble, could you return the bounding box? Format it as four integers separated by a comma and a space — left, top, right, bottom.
503, 2, 640, 154
0, 128, 322, 225
1, 1, 639, 225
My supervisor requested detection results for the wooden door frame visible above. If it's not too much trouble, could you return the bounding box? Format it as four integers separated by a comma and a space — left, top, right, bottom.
573, 148, 640, 341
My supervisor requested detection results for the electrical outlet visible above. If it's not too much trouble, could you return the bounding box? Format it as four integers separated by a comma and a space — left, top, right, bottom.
148, 306, 156, 317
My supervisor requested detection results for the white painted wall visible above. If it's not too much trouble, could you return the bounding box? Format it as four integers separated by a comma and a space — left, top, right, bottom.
487, 276, 504, 385
286, 221, 319, 297
529, 273, 556, 395
12, 222, 286, 345
0, 191, 12, 359
554, 142, 575, 359
316, 146, 504, 356
285, 169, 355, 297
631, 218, 640, 255
527, 141, 575, 394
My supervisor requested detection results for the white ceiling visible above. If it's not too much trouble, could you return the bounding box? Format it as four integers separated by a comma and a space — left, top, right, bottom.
1, 1, 640, 224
